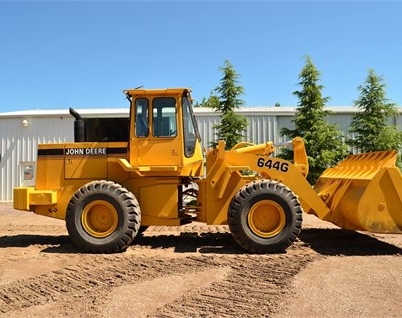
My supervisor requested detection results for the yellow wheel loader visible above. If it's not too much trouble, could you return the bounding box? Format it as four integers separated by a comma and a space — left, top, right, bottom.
13, 88, 402, 253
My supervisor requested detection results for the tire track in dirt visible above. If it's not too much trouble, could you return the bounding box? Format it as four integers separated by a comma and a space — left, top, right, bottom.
152, 251, 319, 318
0, 237, 320, 318
0, 254, 222, 315
0, 213, 322, 317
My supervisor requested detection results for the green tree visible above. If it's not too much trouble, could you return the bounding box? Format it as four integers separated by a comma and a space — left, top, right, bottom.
211, 60, 248, 149
194, 93, 220, 108
348, 69, 402, 154
280, 56, 347, 184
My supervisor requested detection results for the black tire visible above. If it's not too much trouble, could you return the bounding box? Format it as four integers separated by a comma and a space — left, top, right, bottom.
66, 180, 141, 253
228, 180, 302, 253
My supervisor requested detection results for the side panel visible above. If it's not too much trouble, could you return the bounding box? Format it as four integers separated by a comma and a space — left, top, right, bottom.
64, 142, 108, 179
18, 142, 129, 221
140, 184, 179, 225
35, 144, 65, 191
122, 177, 183, 226
29, 143, 74, 220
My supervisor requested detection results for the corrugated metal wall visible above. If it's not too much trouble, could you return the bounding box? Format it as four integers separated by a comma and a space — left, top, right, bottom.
196, 111, 295, 147
1, 108, 402, 201
195, 114, 220, 150
0, 117, 74, 201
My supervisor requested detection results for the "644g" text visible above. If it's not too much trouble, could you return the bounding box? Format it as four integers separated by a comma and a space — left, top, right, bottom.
257, 158, 289, 172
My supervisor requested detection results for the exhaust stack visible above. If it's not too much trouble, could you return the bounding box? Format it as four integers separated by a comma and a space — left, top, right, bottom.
69, 107, 85, 142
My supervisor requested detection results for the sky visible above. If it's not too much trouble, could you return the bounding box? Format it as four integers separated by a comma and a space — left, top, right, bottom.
0, 0, 401, 113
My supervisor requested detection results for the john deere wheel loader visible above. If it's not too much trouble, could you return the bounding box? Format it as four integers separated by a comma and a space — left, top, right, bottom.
13, 88, 402, 253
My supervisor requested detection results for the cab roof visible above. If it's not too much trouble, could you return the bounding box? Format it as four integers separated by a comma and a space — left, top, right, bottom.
123, 88, 191, 97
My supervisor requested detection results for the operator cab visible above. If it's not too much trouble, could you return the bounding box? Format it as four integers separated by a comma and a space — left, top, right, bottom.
124, 88, 203, 177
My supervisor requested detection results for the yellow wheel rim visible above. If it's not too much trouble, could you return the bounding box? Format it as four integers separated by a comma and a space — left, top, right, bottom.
81, 200, 118, 238
248, 200, 286, 238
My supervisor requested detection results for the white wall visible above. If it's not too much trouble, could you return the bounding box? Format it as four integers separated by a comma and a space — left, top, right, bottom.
0, 116, 74, 201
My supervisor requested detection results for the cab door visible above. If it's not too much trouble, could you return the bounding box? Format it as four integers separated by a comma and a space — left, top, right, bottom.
130, 96, 182, 169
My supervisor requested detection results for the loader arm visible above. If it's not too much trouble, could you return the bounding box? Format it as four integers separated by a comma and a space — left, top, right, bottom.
197, 138, 330, 225
228, 137, 331, 220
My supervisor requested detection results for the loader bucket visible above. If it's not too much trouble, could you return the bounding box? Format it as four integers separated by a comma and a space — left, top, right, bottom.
311, 150, 402, 233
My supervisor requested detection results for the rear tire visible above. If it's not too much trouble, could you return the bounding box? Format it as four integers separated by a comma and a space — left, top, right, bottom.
228, 180, 302, 253
66, 180, 141, 253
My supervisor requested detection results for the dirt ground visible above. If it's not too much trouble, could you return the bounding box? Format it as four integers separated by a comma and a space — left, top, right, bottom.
0, 203, 401, 318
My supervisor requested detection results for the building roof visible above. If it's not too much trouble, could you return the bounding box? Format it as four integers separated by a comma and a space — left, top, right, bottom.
1, 105, 400, 119
0, 108, 129, 118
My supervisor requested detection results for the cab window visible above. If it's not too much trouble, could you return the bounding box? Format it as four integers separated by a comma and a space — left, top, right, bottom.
152, 97, 177, 137
182, 96, 199, 157
135, 98, 149, 137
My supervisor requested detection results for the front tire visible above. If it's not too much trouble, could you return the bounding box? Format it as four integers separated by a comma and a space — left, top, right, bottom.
66, 180, 141, 253
228, 180, 302, 253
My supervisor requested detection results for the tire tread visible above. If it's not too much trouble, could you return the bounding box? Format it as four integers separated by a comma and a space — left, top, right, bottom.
228, 179, 302, 253
66, 180, 141, 254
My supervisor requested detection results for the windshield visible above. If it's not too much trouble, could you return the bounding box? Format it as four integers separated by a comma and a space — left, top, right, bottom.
182, 94, 200, 157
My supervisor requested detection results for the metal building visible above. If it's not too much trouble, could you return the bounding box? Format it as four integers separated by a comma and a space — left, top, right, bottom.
0, 106, 400, 201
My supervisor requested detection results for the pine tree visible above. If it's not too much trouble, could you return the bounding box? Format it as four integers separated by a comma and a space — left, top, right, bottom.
280, 56, 348, 184
211, 60, 248, 149
348, 69, 402, 153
